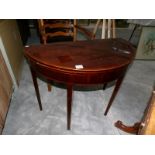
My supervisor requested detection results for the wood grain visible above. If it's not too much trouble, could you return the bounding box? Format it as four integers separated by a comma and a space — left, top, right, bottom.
0, 50, 13, 133
24, 38, 136, 129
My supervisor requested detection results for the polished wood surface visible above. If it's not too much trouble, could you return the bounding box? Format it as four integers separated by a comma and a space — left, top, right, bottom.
115, 121, 141, 134
24, 38, 136, 130
37, 19, 98, 91
25, 39, 135, 81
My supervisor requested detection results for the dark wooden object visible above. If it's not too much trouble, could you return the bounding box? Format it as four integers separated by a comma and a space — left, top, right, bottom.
104, 75, 125, 115
115, 85, 155, 134
115, 121, 141, 134
38, 19, 75, 44
37, 19, 97, 92
38, 19, 76, 91
30, 67, 43, 111
24, 38, 136, 130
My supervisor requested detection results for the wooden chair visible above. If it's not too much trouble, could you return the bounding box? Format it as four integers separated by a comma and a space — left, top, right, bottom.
38, 19, 76, 44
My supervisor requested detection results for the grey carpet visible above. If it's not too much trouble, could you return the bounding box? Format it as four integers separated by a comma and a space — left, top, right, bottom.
2, 27, 155, 135
2, 59, 155, 135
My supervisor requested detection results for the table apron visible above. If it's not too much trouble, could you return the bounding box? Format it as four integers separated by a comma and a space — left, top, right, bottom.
29, 61, 128, 85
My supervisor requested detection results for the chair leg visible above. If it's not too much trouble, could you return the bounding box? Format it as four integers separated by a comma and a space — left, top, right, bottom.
47, 84, 52, 92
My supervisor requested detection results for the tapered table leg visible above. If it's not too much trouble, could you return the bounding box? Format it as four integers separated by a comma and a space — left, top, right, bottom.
67, 84, 73, 130
104, 75, 125, 115
30, 67, 43, 111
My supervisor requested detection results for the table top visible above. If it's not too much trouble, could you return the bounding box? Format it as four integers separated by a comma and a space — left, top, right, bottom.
24, 38, 136, 73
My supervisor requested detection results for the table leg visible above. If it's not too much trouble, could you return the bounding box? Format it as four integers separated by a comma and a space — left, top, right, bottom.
104, 75, 125, 115
67, 84, 73, 130
30, 67, 43, 111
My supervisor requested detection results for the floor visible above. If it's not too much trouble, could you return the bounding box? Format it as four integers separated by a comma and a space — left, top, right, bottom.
2, 26, 155, 134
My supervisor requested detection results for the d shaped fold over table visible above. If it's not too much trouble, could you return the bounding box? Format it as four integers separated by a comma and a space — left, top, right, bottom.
24, 38, 136, 130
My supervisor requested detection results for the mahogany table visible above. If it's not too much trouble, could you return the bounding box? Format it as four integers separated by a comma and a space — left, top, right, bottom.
24, 38, 136, 130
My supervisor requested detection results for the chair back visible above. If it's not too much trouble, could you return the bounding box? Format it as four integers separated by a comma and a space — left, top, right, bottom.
38, 19, 76, 44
